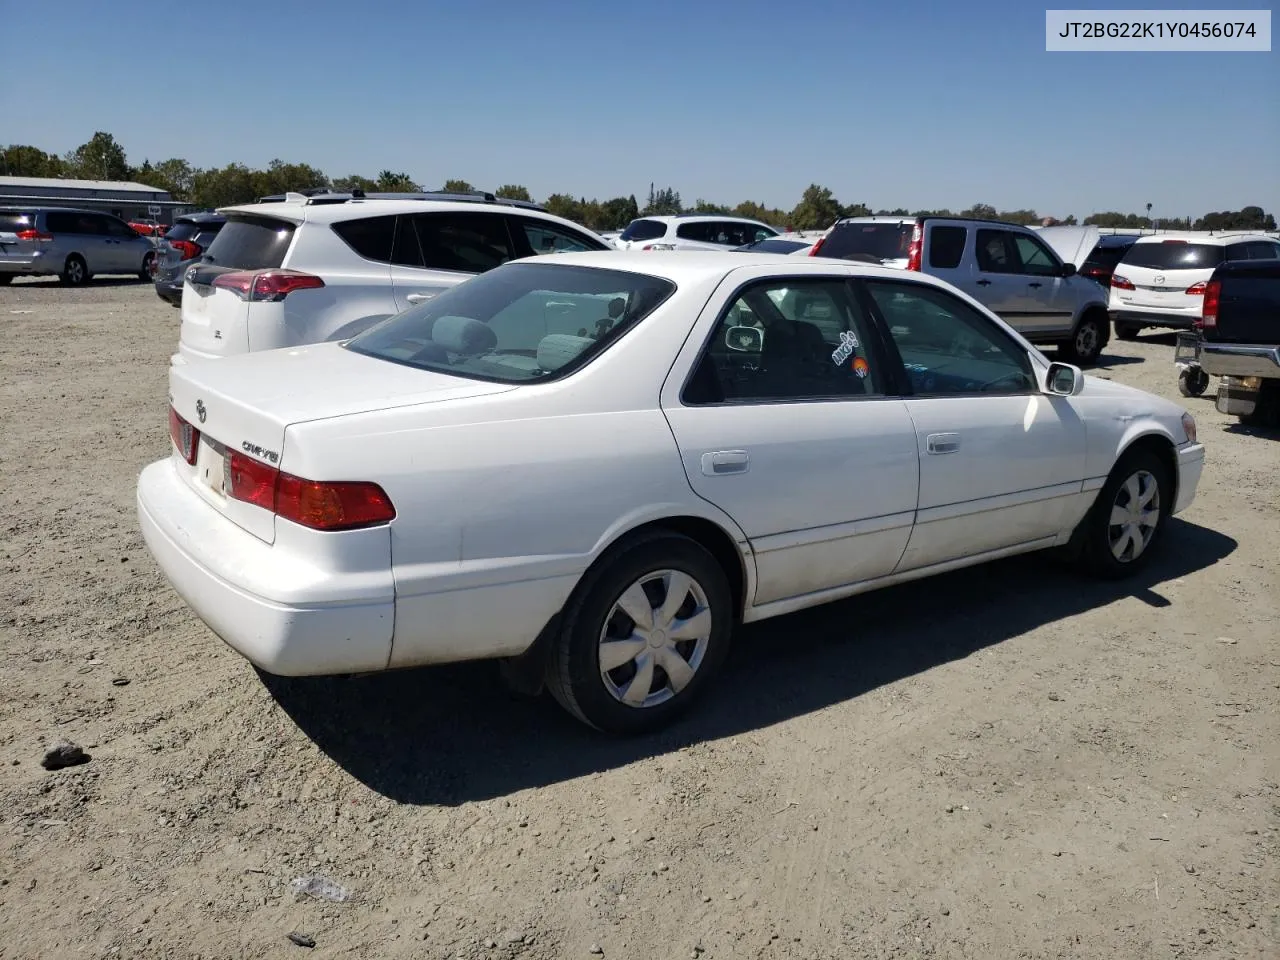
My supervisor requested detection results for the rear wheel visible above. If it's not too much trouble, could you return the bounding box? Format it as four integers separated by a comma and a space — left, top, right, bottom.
1059, 311, 1107, 366
61, 255, 88, 286
1239, 380, 1280, 428
546, 532, 732, 735
1069, 447, 1171, 579
1114, 320, 1141, 341
140, 251, 157, 281
1177, 367, 1209, 397
0, 274, 12, 285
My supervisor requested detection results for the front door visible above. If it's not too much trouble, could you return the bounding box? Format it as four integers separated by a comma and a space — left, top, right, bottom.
859, 276, 1088, 571
662, 273, 920, 606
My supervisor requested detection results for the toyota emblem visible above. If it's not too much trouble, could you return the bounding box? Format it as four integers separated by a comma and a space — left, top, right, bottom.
195, 399, 207, 424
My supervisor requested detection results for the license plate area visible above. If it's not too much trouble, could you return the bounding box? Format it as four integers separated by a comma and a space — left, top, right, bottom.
197, 435, 229, 497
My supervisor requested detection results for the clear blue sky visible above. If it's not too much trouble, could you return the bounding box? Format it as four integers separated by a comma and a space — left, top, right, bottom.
2, 0, 1276, 218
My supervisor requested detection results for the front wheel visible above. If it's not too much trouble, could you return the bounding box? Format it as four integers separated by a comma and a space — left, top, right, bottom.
1059, 313, 1106, 366
546, 532, 733, 735
1114, 320, 1141, 341
1178, 367, 1209, 397
1069, 448, 1171, 579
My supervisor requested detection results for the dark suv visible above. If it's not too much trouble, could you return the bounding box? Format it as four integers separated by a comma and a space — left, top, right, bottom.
152, 212, 227, 307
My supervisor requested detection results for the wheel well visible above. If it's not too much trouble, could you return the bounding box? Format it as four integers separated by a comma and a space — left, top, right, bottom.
618, 516, 748, 622
1118, 434, 1178, 512
1080, 305, 1111, 343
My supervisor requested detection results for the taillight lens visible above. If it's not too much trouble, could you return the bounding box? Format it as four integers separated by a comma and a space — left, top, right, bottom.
168, 406, 199, 464
641, 243, 676, 251
905, 222, 923, 271
226, 451, 395, 531
212, 269, 325, 302
1200, 280, 1221, 328
171, 240, 202, 261
1111, 274, 1135, 291
1185, 281, 1206, 295
16, 229, 53, 242
808, 235, 827, 257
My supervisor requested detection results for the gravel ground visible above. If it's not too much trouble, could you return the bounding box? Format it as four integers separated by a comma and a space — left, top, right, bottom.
1, 276, 1276, 960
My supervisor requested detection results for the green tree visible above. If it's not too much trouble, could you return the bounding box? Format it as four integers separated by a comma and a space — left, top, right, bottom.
255, 159, 330, 197
641, 186, 682, 216
65, 131, 129, 181
690, 199, 730, 215
543, 193, 582, 222
377, 170, 419, 191
600, 195, 639, 229
132, 157, 195, 200
998, 209, 1041, 226
442, 178, 474, 194
332, 174, 379, 193
733, 201, 788, 228
789, 184, 842, 231
843, 202, 874, 218
0, 144, 67, 178
190, 163, 260, 208
495, 184, 532, 202
959, 202, 998, 220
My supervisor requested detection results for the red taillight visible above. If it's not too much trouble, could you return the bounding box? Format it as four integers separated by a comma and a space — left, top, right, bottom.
171, 240, 202, 261
1200, 280, 1221, 328
212, 269, 325, 302
1111, 274, 1135, 291
808, 235, 827, 257
226, 451, 395, 531
1185, 281, 1206, 295
168, 406, 199, 464
16, 229, 53, 242
905, 222, 923, 271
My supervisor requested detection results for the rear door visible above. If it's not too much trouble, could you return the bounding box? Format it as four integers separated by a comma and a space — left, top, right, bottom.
180, 212, 299, 358
58, 212, 111, 274
104, 214, 149, 273
0, 210, 37, 270
388, 211, 517, 311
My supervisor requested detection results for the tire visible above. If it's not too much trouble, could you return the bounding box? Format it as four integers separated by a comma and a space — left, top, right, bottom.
1238, 380, 1280, 428
1177, 367, 1209, 397
1059, 311, 1107, 366
545, 532, 733, 735
1114, 320, 1141, 341
0, 274, 13, 285
61, 255, 88, 286
1069, 447, 1171, 579
140, 252, 157, 281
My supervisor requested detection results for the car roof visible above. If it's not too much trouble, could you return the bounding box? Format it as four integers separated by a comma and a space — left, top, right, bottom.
217, 197, 592, 228
633, 214, 772, 225
0, 205, 121, 216
1132, 232, 1272, 245
175, 211, 226, 223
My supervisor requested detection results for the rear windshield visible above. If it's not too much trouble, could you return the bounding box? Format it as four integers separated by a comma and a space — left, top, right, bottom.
818, 221, 914, 262
0, 212, 33, 232
203, 214, 296, 269
737, 238, 810, 254
1120, 241, 1225, 270
164, 221, 202, 242
345, 262, 676, 384
1083, 244, 1133, 269
619, 219, 667, 242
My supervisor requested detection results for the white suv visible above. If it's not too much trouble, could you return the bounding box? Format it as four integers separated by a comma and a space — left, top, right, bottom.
613, 215, 778, 252
810, 216, 1113, 365
175, 192, 614, 364
1109, 233, 1280, 339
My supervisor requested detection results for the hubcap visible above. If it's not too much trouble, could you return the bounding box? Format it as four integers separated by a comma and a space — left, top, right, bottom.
69, 261, 82, 282
598, 569, 711, 709
1077, 322, 1099, 356
1108, 469, 1160, 562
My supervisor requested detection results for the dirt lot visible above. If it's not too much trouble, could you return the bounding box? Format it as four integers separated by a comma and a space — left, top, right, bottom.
0, 276, 1276, 960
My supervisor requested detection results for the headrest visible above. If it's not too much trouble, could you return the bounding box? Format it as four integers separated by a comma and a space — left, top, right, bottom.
536, 334, 594, 373
608, 297, 626, 318
430, 315, 497, 355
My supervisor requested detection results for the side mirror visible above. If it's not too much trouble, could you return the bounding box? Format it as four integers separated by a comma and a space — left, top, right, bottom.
725, 325, 764, 352
1045, 361, 1084, 396
1059, 262, 1077, 278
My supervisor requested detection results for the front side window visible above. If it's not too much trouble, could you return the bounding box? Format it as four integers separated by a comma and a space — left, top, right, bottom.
346, 262, 675, 383
684, 279, 885, 404
1011, 233, 1061, 276
517, 218, 605, 255
863, 279, 1035, 396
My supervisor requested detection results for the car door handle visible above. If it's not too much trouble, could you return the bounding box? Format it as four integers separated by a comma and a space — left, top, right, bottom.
700, 450, 749, 476
926, 433, 961, 455
1028, 282, 1043, 288
405, 292, 435, 304
975, 279, 991, 286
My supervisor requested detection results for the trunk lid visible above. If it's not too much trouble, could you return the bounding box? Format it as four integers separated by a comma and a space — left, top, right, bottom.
178, 211, 301, 359
1035, 225, 1100, 268
167, 342, 517, 543
0, 211, 38, 265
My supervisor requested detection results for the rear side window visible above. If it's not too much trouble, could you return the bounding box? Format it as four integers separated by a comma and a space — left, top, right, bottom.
927, 226, 966, 268
1245, 241, 1279, 260
0, 212, 32, 232
675, 221, 716, 242
819, 221, 914, 262
332, 215, 396, 263
619, 219, 667, 242
410, 213, 515, 274
1120, 242, 1225, 270
46, 212, 104, 234
204, 215, 297, 269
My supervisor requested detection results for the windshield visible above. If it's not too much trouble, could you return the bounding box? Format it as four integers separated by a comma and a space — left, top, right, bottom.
818, 221, 914, 262
1120, 241, 1225, 270
345, 262, 677, 383
736, 238, 810, 254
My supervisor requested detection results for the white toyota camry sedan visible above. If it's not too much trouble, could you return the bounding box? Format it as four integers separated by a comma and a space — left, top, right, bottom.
137, 251, 1206, 734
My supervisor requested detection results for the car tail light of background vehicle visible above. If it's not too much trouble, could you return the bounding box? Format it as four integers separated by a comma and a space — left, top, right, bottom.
211, 269, 325, 302
905, 221, 923, 271
641, 243, 676, 251
168, 406, 199, 464
1185, 281, 1207, 295
1199, 280, 1221, 328
15, 229, 54, 242
226, 450, 396, 531
808, 234, 828, 257
1111, 274, 1135, 290
170, 239, 203, 261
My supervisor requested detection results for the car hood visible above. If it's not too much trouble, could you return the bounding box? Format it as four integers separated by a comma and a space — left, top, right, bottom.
1079, 373, 1187, 419
1036, 225, 1101, 267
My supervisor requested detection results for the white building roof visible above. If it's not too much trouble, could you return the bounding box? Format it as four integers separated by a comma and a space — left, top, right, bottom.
0, 175, 168, 194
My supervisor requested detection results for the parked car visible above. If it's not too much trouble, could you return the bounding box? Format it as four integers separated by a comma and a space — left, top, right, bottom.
1109, 233, 1280, 339
1194, 259, 1280, 425
733, 236, 818, 255
614, 215, 778, 251
809, 216, 1113, 364
129, 219, 168, 238
1075, 234, 1140, 288
174, 192, 613, 364
138, 251, 1204, 734
0, 206, 158, 285
153, 212, 227, 307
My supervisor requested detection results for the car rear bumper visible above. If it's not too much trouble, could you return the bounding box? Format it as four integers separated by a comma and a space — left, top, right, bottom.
1109, 309, 1197, 329
136, 458, 395, 676
1173, 441, 1205, 515
0, 259, 43, 274
1198, 343, 1280, 380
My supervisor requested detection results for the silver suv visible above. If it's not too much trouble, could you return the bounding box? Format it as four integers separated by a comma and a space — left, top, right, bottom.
0, 207, 157, 285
